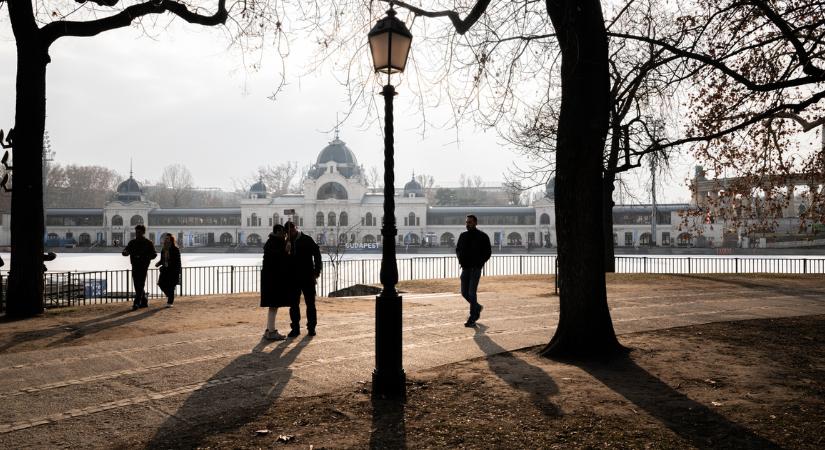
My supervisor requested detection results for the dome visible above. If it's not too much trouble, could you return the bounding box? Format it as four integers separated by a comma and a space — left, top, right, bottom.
249, 179, 267, 199
403, 176, 425, 198
117, 176, 141, 194
545, 177, 555, 199
316, 138, 358, 165
116, 176, 143, 202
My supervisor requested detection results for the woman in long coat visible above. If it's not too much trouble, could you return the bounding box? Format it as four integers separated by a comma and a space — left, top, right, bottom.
156, 234, 182, 307
260, 224, 297, 340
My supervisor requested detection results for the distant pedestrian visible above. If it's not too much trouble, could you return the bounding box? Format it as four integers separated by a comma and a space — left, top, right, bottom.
156, 233, 181, 308
285, 221, 322, 337
455, 214, 491, 327
260, 224, 297, 341
122, 224, 157, 310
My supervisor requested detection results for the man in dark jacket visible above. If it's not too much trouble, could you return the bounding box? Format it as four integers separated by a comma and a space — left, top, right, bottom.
285, 221, 322, 337
455, 214, 491, 327
122, 224, 157, 310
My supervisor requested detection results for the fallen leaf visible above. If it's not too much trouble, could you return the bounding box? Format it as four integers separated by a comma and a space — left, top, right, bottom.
277, 434, 295, 443
254, 429, 270, 436
711, 401, 722, 406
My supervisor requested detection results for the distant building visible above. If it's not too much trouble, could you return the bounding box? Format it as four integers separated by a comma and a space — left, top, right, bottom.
38, 137, 722, 249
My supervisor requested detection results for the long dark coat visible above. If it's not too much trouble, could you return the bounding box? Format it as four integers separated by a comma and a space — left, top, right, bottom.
156, 246, 181, 293
261, 234, 298, 307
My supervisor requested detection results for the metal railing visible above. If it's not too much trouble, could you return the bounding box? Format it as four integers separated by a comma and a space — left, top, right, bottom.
1, 255, 823, 312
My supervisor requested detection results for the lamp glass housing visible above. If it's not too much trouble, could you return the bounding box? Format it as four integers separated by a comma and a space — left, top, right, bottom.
368, 10, 412, 74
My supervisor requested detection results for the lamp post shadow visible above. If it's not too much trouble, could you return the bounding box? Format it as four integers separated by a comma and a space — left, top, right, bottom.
369, 397, 406, 450
145, 335, 313, 449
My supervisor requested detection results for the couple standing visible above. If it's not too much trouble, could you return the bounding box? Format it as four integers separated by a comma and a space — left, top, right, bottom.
260, 221, 322, 340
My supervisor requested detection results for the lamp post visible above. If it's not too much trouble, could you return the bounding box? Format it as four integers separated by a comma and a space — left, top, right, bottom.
368, 4, 412, 400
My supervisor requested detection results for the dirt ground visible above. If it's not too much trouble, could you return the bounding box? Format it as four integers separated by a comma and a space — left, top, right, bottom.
1, 273, 823, 355
144, 314, 825, 449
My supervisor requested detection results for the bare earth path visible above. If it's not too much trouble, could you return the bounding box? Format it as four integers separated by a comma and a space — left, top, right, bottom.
0, 274, 823, 448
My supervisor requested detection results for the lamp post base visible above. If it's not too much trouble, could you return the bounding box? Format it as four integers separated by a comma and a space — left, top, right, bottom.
372, 368, 406, 401
373, 289, 405, 400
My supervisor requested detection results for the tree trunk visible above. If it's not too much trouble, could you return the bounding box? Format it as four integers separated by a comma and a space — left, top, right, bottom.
602, 174, 616, 273
5, 41, 49, 317
541, 0, 624, 358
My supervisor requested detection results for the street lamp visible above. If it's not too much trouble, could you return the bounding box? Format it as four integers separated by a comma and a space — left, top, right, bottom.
368, 3, 412, 400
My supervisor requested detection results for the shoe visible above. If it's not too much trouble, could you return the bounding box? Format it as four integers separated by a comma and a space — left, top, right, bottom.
139, 303, 148, 308
265, 329, 286, 341
464, 319, 477, 328
474, 304, 484, 320
165, 303, 174, 308
287, 329, 300, 338
308, 328, 316, 336
131, 304, 139, 311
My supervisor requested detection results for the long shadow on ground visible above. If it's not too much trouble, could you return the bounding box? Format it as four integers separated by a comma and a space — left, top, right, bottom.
369, 398, 405, 449
0, 308, 161, 353
670, 273, 825, 299
577, 354, 781, 449
473, 324, 560, 417
145, 335, 312, 449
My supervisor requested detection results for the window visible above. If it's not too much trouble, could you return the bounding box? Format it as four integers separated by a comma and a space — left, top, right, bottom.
339, 212, 348, 227
328, 212, 337, 227
624, 232, 633, 246
316, 212, 324, 227
111, 215, 123, 226
677, 232, 692, 247
507, 232, 522, 246
251, 213, 258, 227
613, 233, 618, 246
317, 182, 348, 200
220, 233, 233, 245
247, 234, 262, 245
273, 213, 280, 225
639, 232, 652, 246
540, 213, 550, 225
130, 215, 144, 226
661, 232, 671, 246
440, 232, 455, 246
416, 217, 420, 226
408, 212, 416, 227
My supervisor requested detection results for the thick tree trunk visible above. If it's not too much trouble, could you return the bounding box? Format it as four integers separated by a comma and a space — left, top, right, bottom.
541, 0, 624, 358
602, 174, 616, 273
5, 42, 48, 317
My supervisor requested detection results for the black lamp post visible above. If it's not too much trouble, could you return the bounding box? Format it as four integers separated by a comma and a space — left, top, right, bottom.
368, 4, 412, 400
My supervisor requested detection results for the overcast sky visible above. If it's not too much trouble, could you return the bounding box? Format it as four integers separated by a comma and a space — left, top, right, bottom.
0, 16, 697, 203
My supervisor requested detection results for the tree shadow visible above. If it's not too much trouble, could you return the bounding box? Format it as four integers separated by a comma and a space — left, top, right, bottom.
577, 354, 781, 449
0, 308, 159, 353
670, 273, 825, 298
369, 398, 406, 449
145, 335, 313, 449
472, 324, 560, 417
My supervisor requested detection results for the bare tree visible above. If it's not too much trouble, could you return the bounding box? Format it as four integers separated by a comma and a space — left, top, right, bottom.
45, 164, 121, 208
319, 221, 361, 293
1, 0, 296, 317
160, 164, 194, 208
367, 165, 383, 190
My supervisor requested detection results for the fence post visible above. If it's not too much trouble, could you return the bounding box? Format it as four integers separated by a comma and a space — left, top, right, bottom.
519, 256, 523, 275
554, 257, 559, 295
643, 257, 647, 274
803, 258, 807, 274
67, 272, 73, 308
443, 257, 447, 278
687, 257, 691, 274
410, 259, 414, 281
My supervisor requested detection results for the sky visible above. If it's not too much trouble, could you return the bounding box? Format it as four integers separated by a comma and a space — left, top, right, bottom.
0, 11, 698, 204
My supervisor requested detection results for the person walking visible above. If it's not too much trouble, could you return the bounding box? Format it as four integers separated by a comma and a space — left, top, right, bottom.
260, 224, 297, 341
156, 233, 181, 308
285, 221, 322, 337
455, 214, 491, 327
122, 224, 157, 310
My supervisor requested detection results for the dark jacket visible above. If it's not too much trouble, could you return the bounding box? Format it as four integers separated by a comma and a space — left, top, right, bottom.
289, 232, 322, 284
261, 234, 298, 307
122, 237, 157, 270
156, 246, 181, 291
456, 228, 492, 269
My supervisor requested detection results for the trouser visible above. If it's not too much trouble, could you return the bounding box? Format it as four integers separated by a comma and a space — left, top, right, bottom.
460, 267, 482, 315
290, 282, 317, 331
132, 268, 149, 307
160, 285, 176, 304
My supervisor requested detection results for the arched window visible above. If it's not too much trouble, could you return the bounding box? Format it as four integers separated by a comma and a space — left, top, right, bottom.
363, 234, 376, 243
219, 233, 233, 245
316, 182, 348, 200
440, 232, 455, 247
111, 215, 123, 226
365, 212, 373, 227
339, 212, 348, 227
404, 233, 420, 245
328, 212, 337, 227
507, 232, 523, 246
47, 232, 59, 240
677, 232, 693, 247
273, 213, 280, 225
408, 212, 416, 227
78, 233, 91, 246
540, 213, 551, 225
639, 232, 653, 246
316, 212, 324, 227
247, 233, 262, 245
130, 215, 144, 226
